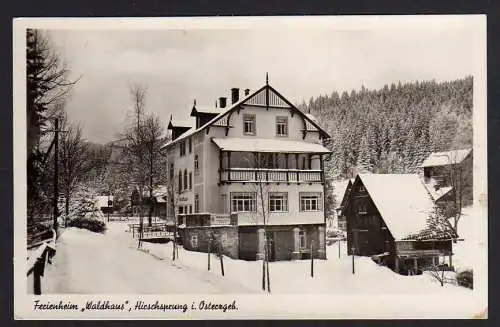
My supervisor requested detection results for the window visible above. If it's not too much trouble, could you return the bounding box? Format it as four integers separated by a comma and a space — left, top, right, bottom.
178, 171, 182, 193
189, 172, 193, 190
194, 194, 200, 213
188, 138, 192, 153
194, 155, 199, 174
169, 163, 174, 180
190, 234, 198, 248
276, 116, 288, 136
269, 193, 288, 212
299, 230, 307, 249
180, 140, 186, 156
299, 193, 322, 211
183, 170, 188, 191
231, 193, 256, 212
189, 205, 193, 214
359, 185, 366, 192
178, 206, 184, 214
243, 114, 256, 135
358, 203, 367, 215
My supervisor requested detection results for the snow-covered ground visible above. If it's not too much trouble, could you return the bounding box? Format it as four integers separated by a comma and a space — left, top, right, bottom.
40, 222, 255, 294
452, 205, 487, 273
37, 215, 481, 295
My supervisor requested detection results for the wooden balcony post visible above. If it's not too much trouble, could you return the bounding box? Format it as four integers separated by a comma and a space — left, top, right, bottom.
254, 152, 258, 180
320, 154, 324, 182
295, 154, 300, 182
219, 150, 223, 183
227, 151, 232, 182
285, 153, 289, 182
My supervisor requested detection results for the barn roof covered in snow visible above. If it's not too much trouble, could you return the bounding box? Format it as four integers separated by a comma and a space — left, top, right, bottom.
211, 137, 331, 154
420, 149, 472, 167
357, 174, 437, 240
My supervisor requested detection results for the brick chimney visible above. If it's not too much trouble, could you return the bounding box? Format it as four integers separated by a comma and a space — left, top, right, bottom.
231, 88, 239, 104
219, 97, 227, 108
244, 88, 250, 96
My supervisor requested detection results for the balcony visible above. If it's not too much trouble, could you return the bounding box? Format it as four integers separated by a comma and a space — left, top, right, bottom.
220, 168, 323, 183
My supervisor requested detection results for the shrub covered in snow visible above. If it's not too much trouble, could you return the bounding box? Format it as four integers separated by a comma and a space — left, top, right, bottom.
456, 270, 473, 289
59, 185, 106, 223
67, 217, 107, 233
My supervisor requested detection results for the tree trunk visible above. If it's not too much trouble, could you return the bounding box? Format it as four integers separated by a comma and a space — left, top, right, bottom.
65, 188, 70, 227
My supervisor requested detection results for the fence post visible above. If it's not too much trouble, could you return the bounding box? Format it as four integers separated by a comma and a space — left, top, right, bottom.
208, 238, 211, 271
33, 257, 44, 295
219, 246, 225, 277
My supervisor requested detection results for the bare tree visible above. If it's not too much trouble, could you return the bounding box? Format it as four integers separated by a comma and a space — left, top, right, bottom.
241, 153, 274, 292
165, 157, 182, 260
436, 150, 472, 236
26, 29, 80, 226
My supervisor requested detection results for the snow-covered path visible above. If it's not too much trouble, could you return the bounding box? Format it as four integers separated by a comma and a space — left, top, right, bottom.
42, 223, 255, 294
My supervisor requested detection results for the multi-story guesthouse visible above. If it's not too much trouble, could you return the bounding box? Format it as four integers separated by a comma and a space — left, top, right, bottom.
161, 79, 331, 261
343, 174, 457, 275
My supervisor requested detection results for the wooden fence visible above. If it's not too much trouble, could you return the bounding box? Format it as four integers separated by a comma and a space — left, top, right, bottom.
27, 229, 56, 295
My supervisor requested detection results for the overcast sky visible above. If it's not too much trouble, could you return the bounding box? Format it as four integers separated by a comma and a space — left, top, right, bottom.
45, 16, 484, 144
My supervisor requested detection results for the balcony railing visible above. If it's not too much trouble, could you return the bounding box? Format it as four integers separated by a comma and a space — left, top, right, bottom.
220, 168, 323, 183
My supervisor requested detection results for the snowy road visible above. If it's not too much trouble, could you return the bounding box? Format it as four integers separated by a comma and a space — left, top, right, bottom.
42, 223, 256, 294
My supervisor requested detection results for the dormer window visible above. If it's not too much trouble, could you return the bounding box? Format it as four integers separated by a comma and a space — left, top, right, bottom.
276, 116, 288, 137
243, 114, 256, 135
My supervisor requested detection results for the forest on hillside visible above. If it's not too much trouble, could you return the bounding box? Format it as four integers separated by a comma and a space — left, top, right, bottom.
299, 76, 473, 180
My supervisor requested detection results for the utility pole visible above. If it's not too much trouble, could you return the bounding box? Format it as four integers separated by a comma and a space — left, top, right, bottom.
48, 118, 67, 235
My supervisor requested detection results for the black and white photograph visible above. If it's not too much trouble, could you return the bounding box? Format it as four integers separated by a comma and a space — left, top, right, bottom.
14, 16, 487, 319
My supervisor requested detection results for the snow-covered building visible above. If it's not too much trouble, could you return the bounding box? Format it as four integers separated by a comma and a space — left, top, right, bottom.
344, 174, 457, 275
421, 148, 473, 212
96, 195, 114, 214
161, 80, 332, 261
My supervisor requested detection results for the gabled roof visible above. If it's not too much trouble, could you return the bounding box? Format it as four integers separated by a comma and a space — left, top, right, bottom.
190, 105, 220, 116
211, 137, 331, 154
161, 83, 331, 150
167, 119, 193, 129
356, 174, 438, 240
421, 149, 472, 168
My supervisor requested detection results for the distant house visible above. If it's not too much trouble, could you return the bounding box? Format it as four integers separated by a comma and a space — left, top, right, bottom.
421, 149, 473, 213
335, 179, 353, 232
130, 186, 168, 219
97, 196, 114, 214
344, 174, 457, 275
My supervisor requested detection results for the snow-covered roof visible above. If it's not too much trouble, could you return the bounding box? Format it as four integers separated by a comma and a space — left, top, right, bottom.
97, 196, 114, 208
305, 113, 319, 124
423, 180, 454, 202
211, 137, 331, 154
357, 174, 435, 240
168, 119, 194, 129
421, 149, 472, 167
161, 84, 331, 150
191, 105, 220, 116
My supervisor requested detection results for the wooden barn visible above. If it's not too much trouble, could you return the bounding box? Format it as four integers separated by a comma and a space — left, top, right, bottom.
344, 174, 457, 275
